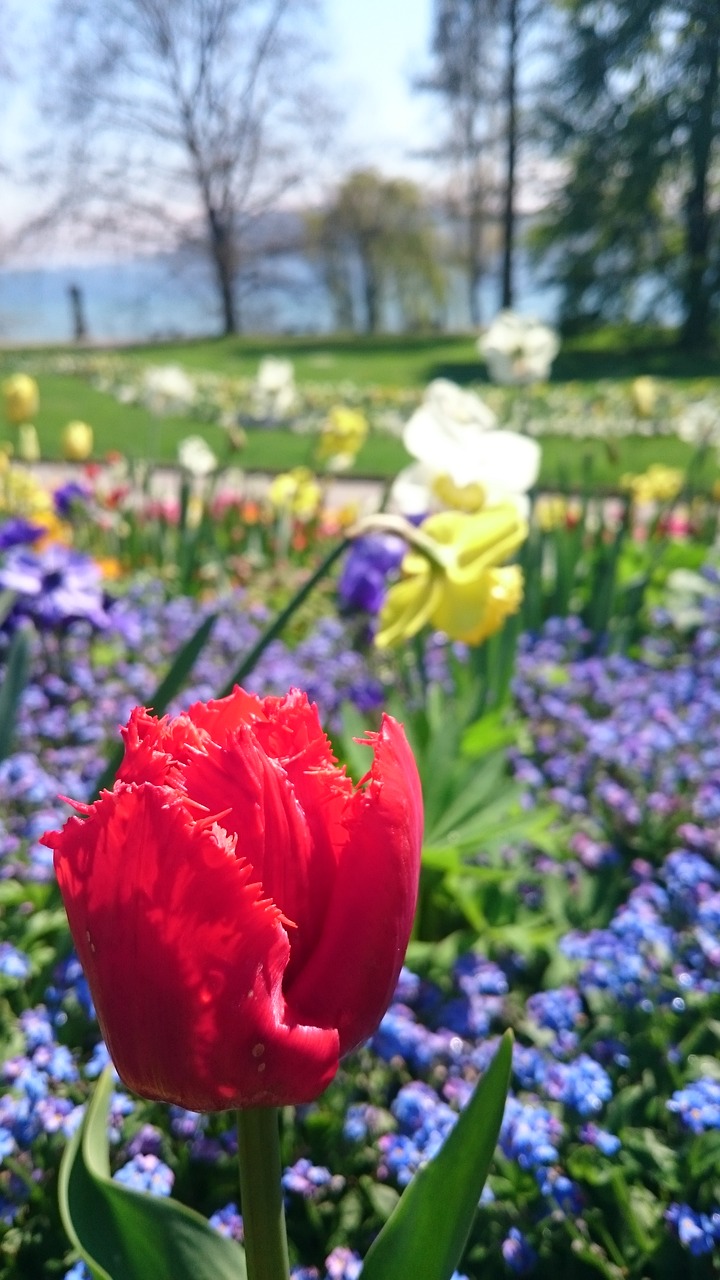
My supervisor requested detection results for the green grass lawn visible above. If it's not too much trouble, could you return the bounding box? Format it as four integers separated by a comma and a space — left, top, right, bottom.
2, 329, 719, 488
94, 324, 720, 384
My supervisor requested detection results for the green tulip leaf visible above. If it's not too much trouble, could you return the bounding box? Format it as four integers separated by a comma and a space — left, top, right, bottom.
59, 1067, 246, 1280
0, 623, 30, 762
360, 1030, 513, 1280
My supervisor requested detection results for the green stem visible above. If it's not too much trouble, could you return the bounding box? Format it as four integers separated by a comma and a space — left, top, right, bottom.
218, 536, 351, 697
237, 1108, 291, 1280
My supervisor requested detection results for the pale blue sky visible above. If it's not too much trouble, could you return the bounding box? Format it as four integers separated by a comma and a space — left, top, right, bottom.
3, 0, 437, 230
323, 0, 435, 172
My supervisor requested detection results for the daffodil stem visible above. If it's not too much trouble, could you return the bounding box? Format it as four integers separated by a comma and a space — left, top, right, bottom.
219, 537, 352, 697
237, 1107, 291, 1280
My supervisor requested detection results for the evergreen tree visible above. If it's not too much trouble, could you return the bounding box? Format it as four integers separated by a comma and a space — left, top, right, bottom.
538, 0, 720, 349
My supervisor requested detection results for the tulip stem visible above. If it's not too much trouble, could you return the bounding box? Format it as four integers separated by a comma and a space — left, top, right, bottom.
237, 1107, 291, 1280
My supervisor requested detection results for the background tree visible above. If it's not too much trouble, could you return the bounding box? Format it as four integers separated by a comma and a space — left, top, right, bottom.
417, 0, 501, 326
537, 0, 720, 350
417, 0, 547, 320
308, 170, 446, 333
38, 0, 332, 335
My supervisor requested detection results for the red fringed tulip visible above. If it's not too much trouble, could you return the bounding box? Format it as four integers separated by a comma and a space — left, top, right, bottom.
42, 688, 423, 1112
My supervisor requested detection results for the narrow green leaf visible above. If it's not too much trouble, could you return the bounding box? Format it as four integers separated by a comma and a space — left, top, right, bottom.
93, 611, 217, 797
361, 1030, 513, 1280
59, 1068, 246, 1280
218, 538, 350, 698
0, 625, 31, 762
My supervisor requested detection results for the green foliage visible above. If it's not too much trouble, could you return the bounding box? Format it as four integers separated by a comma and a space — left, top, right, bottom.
308, 170, 446, 333
338, 683, 561, 950
59, 1068, 246, 1280
361, 1032, 513, 1280
0, 626, 31, 762
536, 0, 720, 347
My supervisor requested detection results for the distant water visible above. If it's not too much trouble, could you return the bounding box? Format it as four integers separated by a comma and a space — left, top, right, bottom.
0, 250, 560, 345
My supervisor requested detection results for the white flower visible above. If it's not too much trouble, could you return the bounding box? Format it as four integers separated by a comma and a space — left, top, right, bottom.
664, 569, 720, 633
252, 357, 297, 419
390, 377, 541, 517
141, 365, 197, 416
678, 401, 720, 446
479, 311, 560, 385
177, 435, 218, 477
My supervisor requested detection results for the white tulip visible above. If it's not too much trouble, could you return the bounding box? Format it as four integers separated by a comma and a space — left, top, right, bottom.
252, 357, 297, 419
479, 311, 560, 385
141, 365, 197, 416
177, 435, 218, 477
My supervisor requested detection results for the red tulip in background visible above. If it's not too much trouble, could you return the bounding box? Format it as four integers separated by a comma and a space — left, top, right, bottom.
43, 688, 423, 1112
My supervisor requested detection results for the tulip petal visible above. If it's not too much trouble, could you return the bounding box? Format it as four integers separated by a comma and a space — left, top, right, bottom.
47, 784, 339, 1110
117, 707, 206, 787
182, 725, 330, 981
184, 686, 267, 740
285, 715, 423, 1055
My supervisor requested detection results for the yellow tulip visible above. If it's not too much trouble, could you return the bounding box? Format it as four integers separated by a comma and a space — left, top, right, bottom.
268, 467, 322, 521
535, 495, 568, 531
3, 374, 39, 425
630, 376, 657, 419
17, 423, 40, 462
62, 420, 94, 462
621, 464, 684, 504
376, 504, 526, 649
316, 406, 368, 470
0, 465, 52, 516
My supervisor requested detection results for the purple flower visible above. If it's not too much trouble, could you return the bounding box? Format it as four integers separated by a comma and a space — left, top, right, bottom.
338, 534, 405, 614
282, 1158, 343, 1199
0, 545, 111, 630
0, 517, 44, 550
0, 943, 31, 980
209, 1202, 244, 1242
113, 1154, 174, 1196
579, 1123, 621, 1155
666, 1202, 720, 1256
667, 1078, 720, 1133
544, 1055, 613, 1116
502, 1226, 538, 1274
53, 482, 91, 516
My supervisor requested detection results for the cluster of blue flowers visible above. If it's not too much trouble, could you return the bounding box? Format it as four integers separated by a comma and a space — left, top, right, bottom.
0, 575, 387, 887
3, 521, 720, 1275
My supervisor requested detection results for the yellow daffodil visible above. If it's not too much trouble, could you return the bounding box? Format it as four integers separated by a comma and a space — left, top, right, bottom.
62, 420, 94, 462
268, 467, 322, 521
316, 406, 369, 470
3, 374, 39, 425
376, 504, 527, 649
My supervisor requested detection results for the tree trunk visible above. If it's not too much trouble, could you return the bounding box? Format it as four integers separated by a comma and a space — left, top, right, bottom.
467, 171, 484, 327
364, 267, 380, 332
207, 207, 238, 336
360, 239, 381, 332
500, 0, 519, 310
679, 17, 719, 352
